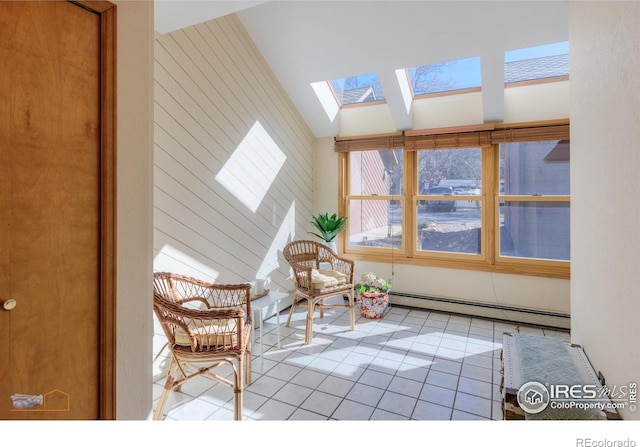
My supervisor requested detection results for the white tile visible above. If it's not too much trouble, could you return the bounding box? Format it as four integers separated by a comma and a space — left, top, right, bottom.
370, 408, 409, 420
358, 369, 394, 389
436, 346, 467, 360
174, 374, 216, 397
457, 376, 493, 399
264, 362, 303, 382
205, 406, 235, 421
287, 408, 329, 420
430, 358, 462, 375
403, 316, 428, 327
300, 390, 343, 417
462, 354, 494, 370
426, 370, 459, 390
246, 375, 287, 398
387, 376, 423, 398
470, 318, 494, 329
282, 352, 317, 368
332, 399, 375, 420
402, 352, 435, 368
492, 399, 504, 420
383, 337, 414, 350
394, 365, 430, 383
448, 314, 472, 325
317, 375, 357, 398
445, 323, 470, 335
289, 369, 327, 389
412, 400, 452, 420
453, 391, 492, 419
254, 398, 297, 420
367, 355, 402, 374
167, 397, 219, 420
461, 363, 493, 383
411, 342, 439, 356
420, 384, 456, 408
345, 383, 384, 407
439, 337, 468, 352
452, 409, 489, 420
423, 319, 448, 330
377, 391, 417, 417
272, 382, 314, 406
306, 356, 341, 374
427, 312, 451, 322
239, 390, 269, 416
468, 326, 494, 338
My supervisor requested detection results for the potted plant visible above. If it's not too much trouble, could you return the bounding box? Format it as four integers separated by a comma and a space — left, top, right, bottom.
308, 212, 347, 251
354, 272, 392, 319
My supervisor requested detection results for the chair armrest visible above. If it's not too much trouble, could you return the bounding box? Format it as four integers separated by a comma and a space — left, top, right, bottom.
154, 297, 250, 352
290, 262, 314, 290
325, 256, 355, 284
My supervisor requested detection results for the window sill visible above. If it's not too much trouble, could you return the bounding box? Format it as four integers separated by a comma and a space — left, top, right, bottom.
341, 251, 570, 280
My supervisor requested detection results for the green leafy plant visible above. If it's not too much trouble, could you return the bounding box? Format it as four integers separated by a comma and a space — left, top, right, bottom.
308, 212, 347, 242
355, 272, 392, 295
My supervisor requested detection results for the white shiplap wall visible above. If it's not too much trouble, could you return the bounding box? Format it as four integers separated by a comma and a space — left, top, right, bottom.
153, 15, 314, 289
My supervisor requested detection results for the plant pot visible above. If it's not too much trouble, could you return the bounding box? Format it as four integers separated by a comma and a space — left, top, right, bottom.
323, 240, 337, 253
356, 291, 389, 319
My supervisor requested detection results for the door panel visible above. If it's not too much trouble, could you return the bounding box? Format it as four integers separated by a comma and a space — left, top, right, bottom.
0, 27, 10, 416
0, 1, 101, 419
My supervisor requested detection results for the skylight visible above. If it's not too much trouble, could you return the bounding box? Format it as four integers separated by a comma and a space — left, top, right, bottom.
407, 56, 482, 96
329, 72, 385, 106
504, 41, 569, 84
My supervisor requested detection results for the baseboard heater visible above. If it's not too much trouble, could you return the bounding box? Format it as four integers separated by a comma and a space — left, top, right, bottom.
389, 291, 570, 329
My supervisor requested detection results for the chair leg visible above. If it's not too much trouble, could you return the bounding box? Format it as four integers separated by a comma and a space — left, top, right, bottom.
153, 359, 179, 420
234, 356, 244, 420
285, 292, 300, 327
245, 349, 252, 385
348, 291, 355, 330
305, 299, 315, 344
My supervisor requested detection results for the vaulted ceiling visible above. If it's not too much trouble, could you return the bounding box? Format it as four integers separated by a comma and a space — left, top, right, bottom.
154, 1, 569, 138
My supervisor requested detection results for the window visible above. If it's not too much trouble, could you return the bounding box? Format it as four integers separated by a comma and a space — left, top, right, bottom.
337, 121, 570, 279
407, 56, 482, 97
416, 148, 483, 257
505, 41, 569, 85
329, 72, 386, 106
499, 140, 570, 262
339, 136, 404, 253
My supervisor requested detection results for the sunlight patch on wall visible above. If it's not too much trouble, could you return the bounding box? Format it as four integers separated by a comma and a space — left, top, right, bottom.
215, 121, 286, 212
395, 68, 413, 113
256, 200, 296, 281
311, 81, 339, 122
154, 244, 220, 281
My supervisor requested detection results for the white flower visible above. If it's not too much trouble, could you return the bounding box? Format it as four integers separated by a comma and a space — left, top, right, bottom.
374, 277, 387, 289
361, 272, 376, 284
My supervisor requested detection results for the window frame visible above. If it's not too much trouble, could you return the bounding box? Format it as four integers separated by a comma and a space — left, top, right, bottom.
337, 120, 570, 279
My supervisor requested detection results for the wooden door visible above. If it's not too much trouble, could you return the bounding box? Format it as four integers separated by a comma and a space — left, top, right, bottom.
0, 1, 115, 419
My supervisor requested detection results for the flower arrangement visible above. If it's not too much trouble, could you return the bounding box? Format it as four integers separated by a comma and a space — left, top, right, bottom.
354, 272, 392, 296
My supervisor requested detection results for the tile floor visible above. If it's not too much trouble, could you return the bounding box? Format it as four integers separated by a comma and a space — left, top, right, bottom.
152, 303, 570, 421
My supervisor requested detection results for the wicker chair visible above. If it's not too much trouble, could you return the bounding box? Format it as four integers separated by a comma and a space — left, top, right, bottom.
283, 240, 355, 344
152, 272, 252, 420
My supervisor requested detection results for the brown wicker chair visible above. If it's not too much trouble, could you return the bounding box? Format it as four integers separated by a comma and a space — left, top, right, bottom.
283, 240, 355, 344
152, 272, 252, 420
